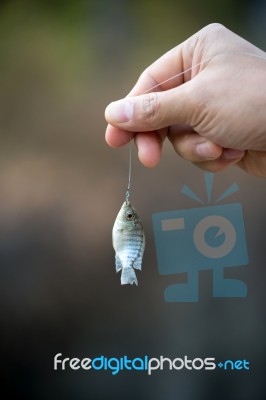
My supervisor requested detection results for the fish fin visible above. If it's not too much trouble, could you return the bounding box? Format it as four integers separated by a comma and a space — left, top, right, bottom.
121, 268, 138, 286
115, 254, 122, 272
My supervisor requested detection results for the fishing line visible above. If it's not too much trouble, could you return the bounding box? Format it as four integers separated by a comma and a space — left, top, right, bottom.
143, 57, 213, 94
126, 140, 132, 204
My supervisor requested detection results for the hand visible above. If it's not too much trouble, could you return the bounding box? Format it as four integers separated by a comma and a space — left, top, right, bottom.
105, 23, 266, 177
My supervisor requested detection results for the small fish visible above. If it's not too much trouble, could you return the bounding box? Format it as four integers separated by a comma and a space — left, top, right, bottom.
112, 201, 145, 285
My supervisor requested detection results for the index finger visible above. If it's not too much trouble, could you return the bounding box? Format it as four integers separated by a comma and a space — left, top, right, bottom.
127, 38, 194, 97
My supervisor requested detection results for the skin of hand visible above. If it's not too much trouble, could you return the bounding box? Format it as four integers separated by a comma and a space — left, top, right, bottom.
105, 23, 266, 177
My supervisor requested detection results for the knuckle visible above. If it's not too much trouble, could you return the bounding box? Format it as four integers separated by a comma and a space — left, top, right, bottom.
197, 23, 228, 52
140, 92, 160, 125
203, 22, 226, 34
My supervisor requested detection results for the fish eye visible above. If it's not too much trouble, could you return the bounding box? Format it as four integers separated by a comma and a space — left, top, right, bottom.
126, 211, 134, 221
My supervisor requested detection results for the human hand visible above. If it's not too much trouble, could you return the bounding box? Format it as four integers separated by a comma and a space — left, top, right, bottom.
105, 23, 266, 177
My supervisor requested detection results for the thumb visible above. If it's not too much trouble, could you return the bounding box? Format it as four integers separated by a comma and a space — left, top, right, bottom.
105, 83, 195, 132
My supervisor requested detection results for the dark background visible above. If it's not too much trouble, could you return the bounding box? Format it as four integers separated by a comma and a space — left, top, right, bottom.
0, 0, 265, 399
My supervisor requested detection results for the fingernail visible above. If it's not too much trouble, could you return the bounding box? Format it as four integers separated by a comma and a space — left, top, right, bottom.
105, 100, 133, 123
196, 142, 217, 159
222, 149, 245, 160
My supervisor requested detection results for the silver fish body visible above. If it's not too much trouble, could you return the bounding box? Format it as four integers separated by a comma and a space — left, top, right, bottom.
112, 201, 145, 285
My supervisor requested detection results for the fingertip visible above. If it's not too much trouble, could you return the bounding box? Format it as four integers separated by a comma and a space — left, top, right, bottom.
135, 132, 162, 167
105, 125, 133, 148
196, 141, 223, 160
105, 100, 133, 125
169, 131, 223, 163
105, 124, 115, 147
221, 148, 245, 161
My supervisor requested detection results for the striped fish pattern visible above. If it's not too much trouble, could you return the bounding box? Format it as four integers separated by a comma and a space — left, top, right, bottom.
112, 201, 145, 285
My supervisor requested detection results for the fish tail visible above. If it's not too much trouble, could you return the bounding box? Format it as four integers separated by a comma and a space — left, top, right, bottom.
121, 268, 138, 286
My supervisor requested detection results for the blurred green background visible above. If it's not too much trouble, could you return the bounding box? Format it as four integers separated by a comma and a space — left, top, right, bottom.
0, 1, 266, 399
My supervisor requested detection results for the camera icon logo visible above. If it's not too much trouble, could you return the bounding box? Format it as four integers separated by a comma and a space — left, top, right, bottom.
152, 173, 249, 302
